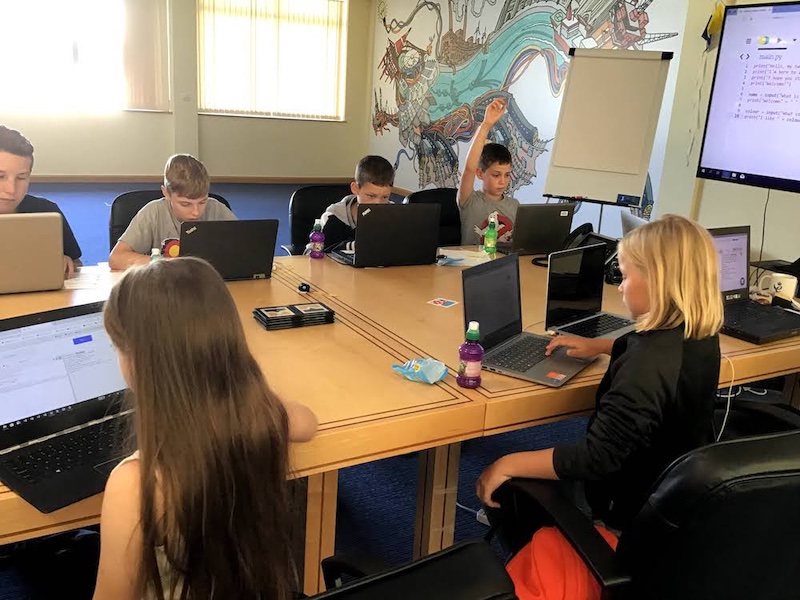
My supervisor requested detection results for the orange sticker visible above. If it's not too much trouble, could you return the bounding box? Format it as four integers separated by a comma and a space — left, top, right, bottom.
546, 371, 567, 381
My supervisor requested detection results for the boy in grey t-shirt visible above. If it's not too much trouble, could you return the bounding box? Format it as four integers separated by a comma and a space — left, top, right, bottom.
457, 98, 519, 245
109, 154, 236, 270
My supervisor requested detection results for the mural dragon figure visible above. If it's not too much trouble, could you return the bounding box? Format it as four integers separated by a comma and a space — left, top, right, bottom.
373, 0, 676, 204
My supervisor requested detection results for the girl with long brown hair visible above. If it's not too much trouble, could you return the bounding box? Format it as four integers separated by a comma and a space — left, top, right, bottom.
93, 257, 317, 600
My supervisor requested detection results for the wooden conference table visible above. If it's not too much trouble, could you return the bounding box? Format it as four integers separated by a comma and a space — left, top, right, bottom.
1, 255, 800, 593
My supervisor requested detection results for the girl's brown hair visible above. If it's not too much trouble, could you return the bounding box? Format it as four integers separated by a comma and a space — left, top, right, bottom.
104, 257, 293, 600
618, 214, 723, 340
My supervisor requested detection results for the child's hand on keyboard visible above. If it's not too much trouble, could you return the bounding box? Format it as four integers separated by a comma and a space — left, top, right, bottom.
545, 335, 613, 359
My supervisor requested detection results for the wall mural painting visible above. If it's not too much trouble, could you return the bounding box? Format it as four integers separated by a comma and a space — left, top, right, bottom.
372, 0, 680, 216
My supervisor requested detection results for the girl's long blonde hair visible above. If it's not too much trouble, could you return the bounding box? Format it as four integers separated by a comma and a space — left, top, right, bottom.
104, 257, 293, 600
618, 214, 723, 340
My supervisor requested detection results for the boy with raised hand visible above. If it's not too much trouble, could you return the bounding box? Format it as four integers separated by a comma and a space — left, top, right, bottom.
458, 98, 520, 246
109, 154, 236, 270
0, 125, 82, 275
312, 155, 395, 253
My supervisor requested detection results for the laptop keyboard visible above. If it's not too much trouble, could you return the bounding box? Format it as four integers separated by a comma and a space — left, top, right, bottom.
558, 314, 632, 338
2, 417, 129, 485
488, 336, 550, 372
725, 302, 778, 326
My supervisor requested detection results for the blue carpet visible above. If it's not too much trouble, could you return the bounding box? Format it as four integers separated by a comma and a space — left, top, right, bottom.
335, 417, 589, 565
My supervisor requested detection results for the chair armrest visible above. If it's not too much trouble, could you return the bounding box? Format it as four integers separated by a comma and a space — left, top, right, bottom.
504, 479, 632, 591
730, 400, 800, 429
320, 553, 392, 589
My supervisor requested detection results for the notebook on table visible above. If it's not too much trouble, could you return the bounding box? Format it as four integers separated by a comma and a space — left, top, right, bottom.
544, 244, 636, 339
328, 204, 440, 268
0, 213, 64, 294
462, 254, 593, 387
0, 302, 131, 513
179, 219, 279, 280
496, 203, 576, 256
709, 225, 800, 344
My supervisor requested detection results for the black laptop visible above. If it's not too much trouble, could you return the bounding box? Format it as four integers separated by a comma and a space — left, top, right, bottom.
180, 219, 279, 280
462, 254, 593, 387
709, 225, 800, 344
544, 244, 636, 339
497, 202, 576, 255
0, 303, 131, 513
328, 204, 440, 268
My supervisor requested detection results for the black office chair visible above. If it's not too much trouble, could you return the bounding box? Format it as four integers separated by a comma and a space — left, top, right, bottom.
404, 188, 461, 247
493, 429, 800, 600
108, 190, 231, 251
310, 539, 515, 599
284, 185, 352, 255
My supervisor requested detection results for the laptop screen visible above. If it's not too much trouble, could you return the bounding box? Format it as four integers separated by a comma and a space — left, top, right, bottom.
0, 303, 127, 449
709, 226, 750, 301
545, 244, 607, 329
462, 254, 522, 352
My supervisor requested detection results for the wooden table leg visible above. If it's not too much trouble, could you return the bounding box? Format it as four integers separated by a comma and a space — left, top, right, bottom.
784, 373, 800, 408
413, 443, 461, 559
304, 470, 339, 595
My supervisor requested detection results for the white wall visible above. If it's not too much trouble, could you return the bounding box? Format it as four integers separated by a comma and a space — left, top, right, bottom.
5, 0, 372, 179
658, 0, 800, 263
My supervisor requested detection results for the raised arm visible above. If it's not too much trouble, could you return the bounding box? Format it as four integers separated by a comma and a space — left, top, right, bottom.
458, 98, 507, 207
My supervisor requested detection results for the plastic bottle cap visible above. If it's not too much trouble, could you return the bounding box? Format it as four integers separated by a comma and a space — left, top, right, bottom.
314, 218, 322, 226
468, 321, 479, 331
466, 321, 480, 340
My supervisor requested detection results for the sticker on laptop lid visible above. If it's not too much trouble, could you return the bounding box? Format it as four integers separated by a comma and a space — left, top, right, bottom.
185, 226, 197, 234
362, 208, 372, 216
546, 371, 567, 382
560, 210, 569, 217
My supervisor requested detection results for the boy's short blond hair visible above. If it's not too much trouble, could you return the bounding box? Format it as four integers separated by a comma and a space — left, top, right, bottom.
618, 214, 723, 340
163, 154, 210, 199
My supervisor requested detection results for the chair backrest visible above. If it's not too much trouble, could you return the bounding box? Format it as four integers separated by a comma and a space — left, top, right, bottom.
108, 190, 230, 251
312, 540, 515, 600
617, 430, 800, 600
288, 185, 352, 255
404, 188, 460, 247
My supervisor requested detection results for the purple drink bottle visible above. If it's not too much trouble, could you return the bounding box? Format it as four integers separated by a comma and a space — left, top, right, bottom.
457, 321, 484, 388
309, 218, 325, 259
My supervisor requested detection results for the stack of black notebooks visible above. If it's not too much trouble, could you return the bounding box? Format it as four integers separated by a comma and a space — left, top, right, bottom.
253, 302, 335, 331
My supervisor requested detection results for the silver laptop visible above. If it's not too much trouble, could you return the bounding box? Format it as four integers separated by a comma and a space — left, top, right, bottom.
497, 203, 576, 255
462, 254, 593, 387
0, 213, 64, 294
545, 244, 636, 339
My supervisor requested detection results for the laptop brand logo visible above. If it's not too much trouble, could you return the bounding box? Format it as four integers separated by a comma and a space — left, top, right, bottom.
560, 211, 569, 217
362, 208, 372, 216
725, 293, 740, 301
185, 226, 197, 235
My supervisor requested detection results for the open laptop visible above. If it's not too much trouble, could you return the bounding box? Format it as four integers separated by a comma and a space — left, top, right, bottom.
545, 244, 636, 339
462, 254, 593, 387
0, 302, 131, 513
180, 219, 279, 280
709, 226, 800, 344
620, 211, 648, 237
328, 204, 440, 268
497, 202, 576, 255
0, 213, 64, 294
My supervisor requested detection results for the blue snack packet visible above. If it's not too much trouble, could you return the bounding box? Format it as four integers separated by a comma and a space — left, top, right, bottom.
391, 358, 448, 384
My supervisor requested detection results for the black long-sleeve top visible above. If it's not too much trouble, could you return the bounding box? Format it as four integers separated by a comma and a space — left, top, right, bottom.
552, 326, 721, 531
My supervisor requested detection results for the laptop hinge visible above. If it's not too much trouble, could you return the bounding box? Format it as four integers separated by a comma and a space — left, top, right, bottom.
0, 409, 134, 456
